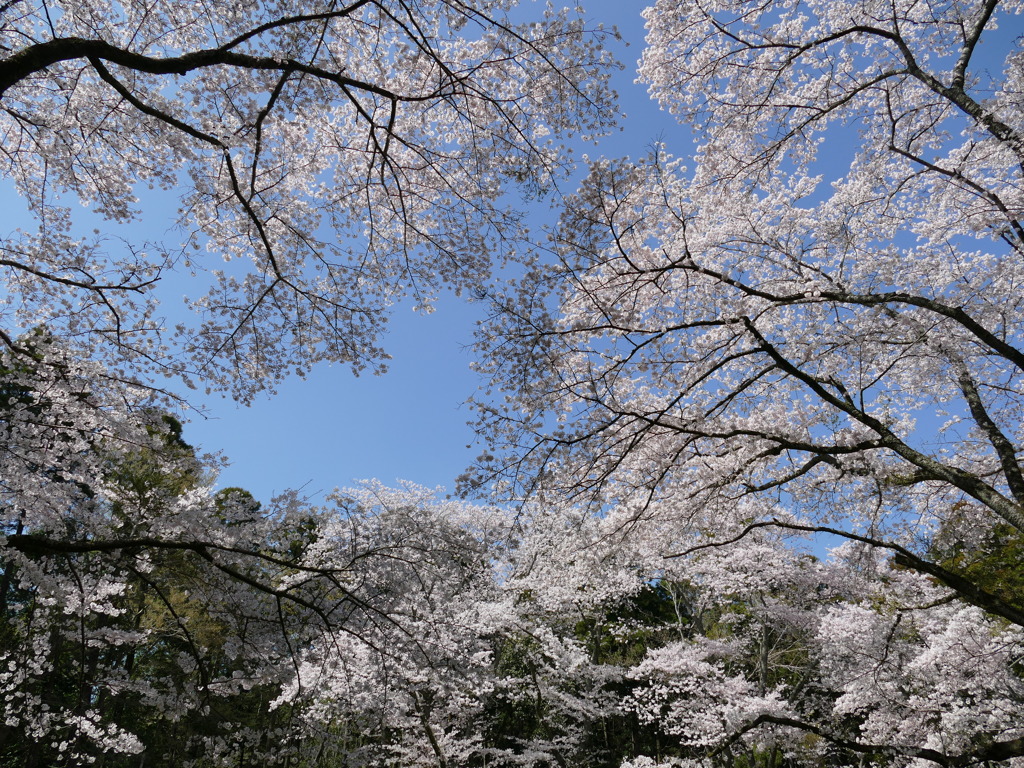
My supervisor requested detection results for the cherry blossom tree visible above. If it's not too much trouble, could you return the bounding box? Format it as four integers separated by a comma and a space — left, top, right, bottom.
0, 0, 616, 402
267, 483, 511, 768
606, 510, 1024, 768
273, 487, 652, 768
471, 0, 1024, 763
0, 2, 617, 762
0, 337, 289, 764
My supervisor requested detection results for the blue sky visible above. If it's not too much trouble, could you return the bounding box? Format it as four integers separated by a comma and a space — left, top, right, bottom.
180, 1, 684, 504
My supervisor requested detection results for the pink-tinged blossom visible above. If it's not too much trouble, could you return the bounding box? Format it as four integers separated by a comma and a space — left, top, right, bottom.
470, 0, 1024, 764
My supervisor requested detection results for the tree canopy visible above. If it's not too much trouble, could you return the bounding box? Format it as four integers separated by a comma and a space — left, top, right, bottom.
469, 0, 1024, 762
0, 0, 615, 401
3, 0, 1024, 766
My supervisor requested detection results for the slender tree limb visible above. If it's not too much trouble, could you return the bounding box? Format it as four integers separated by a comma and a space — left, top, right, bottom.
667, 519, 1024, 628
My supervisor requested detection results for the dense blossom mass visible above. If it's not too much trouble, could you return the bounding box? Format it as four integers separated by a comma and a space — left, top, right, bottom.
471, 0, 1024, 763
2, 0, 1024, 766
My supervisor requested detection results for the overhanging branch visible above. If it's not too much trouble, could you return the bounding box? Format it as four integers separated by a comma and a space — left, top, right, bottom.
667, 519, 1024, 628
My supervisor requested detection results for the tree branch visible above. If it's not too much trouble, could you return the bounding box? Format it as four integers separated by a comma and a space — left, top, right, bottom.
667, 519, 1024, 628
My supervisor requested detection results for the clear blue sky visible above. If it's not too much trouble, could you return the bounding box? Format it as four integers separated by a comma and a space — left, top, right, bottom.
183, 1, 683, 504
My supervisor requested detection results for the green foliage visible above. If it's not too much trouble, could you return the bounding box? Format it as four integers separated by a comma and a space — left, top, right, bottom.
575, 582, 685, 666
936, 521, 1024, 609
485, 633, 549, 752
